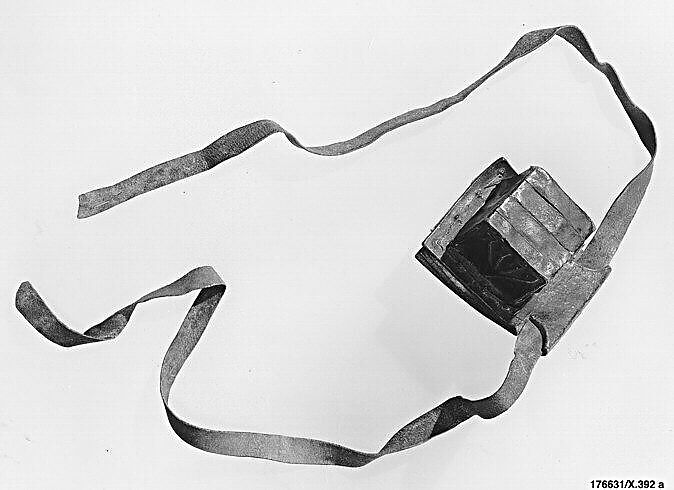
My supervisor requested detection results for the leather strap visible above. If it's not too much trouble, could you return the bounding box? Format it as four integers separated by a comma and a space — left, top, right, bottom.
17, 26, 655, 465
16, 266, 542, 466
77, 26, 656, 271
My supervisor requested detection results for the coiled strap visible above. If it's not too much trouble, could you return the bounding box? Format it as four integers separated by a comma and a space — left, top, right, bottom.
15, 266, 542, 466
78, 26, 656, 270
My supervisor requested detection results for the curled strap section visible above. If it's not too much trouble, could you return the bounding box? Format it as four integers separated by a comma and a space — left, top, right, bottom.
77, 28, 561, 218
15, 266, 225, 347
77, 26, 655, 270
15, 268, 541, 466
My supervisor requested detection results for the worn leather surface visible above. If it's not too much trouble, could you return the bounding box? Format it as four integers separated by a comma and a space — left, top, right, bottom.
77, 26, 656, 276
15, 266, 542, 466
16, 26, 655, 465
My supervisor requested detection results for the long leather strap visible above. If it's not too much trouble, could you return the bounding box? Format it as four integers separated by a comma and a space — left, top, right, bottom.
16, 266, 542, 466
16, 26, 655, 465
77, 26, 656, 271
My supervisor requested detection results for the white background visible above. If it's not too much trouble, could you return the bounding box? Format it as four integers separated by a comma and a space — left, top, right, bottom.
1, 1, 672, 489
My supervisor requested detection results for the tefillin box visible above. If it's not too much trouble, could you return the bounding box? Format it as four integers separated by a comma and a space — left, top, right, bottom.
417, 158, 610, 354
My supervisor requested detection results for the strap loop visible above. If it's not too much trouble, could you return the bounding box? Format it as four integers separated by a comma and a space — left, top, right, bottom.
16, 266, 542, 466
19, 26, 654, 465
78, 26, 656, 270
